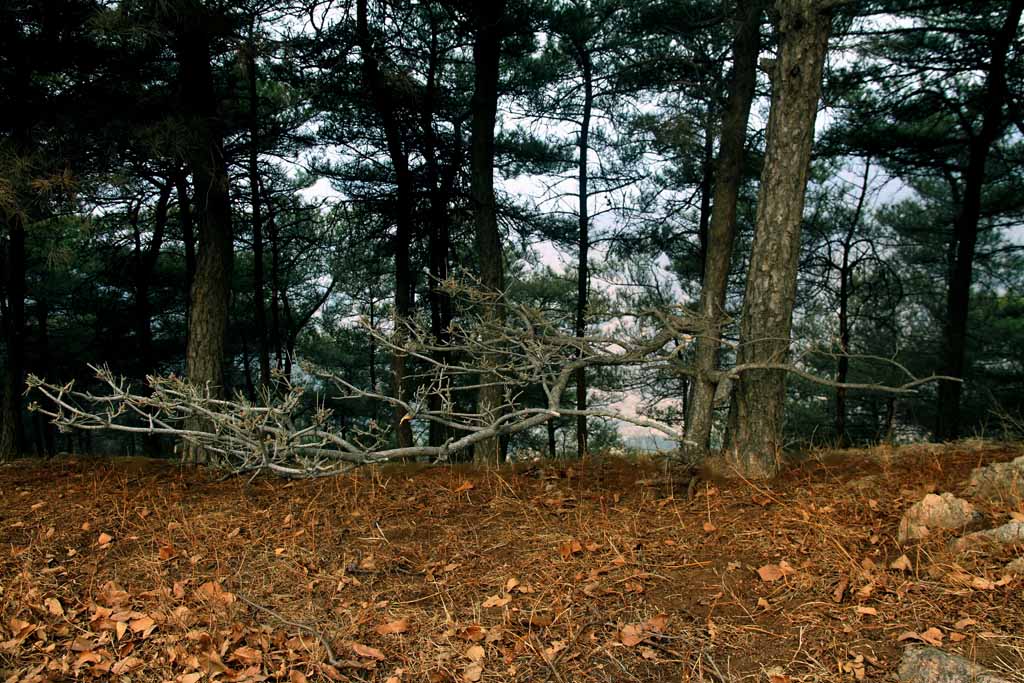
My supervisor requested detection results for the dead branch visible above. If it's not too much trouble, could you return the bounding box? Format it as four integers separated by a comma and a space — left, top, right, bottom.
26, 277, 954, 477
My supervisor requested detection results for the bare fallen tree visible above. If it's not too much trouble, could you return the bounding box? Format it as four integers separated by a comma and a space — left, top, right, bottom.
27, 278, 956, 478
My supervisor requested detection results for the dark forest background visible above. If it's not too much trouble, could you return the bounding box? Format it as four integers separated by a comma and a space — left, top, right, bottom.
2, 0, 1023, 466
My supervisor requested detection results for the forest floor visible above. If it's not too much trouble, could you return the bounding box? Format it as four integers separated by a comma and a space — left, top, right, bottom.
1, 442, 1023, 683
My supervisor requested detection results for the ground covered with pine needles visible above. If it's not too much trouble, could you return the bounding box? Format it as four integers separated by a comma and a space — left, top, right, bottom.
1, 442, 1023, 682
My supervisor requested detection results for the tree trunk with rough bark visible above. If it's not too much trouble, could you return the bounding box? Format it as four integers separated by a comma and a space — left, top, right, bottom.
685, 0, 764, 455
175, 14, 234, 462
725, 0, 833, 479
935, 0, 1023, 441
247, 19, 271, 391
357, 0, 414, 449
1, 213, 27, 460
574, 40, 593, 459
470, 1, 507, 464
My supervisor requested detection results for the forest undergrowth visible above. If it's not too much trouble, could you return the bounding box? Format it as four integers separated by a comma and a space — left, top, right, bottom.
1, 442, 1023, 682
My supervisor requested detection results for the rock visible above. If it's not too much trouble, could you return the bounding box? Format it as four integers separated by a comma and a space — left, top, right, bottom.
965, 456, 1024, 506
1006, 557, 1024, 574
898, 493, 982, 542
899, 646, 1009, 683
952, 521, 1024, 552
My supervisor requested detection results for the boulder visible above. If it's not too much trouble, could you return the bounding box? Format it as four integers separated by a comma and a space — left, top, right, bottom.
898, 493, 982, 542
951, 520, 1024, 552
899, 646, 1009, 683
965, 456, 1024, 506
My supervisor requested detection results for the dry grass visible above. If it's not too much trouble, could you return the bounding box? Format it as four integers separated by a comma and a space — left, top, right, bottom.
1, 442, 1023, 682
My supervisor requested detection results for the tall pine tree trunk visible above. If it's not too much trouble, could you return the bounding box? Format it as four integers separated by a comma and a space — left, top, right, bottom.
423, 13, 456, 449
175, 12, 233, 462
725, 0, 833, 479
247, 19, 271, 391
685, 0, 764, 455
834, 160, 870, 445
935, 0, 1023, 441
133, 183, 170, 376
357, 0, 414, 449
1, 213, 27, 460
470, 1, 507, 464
574, 41, 593, 459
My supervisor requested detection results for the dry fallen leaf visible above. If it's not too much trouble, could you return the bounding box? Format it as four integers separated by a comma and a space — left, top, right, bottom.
44, 597, 64, 617
890, 555, 912, 572
832, 577, 849, 603
289, 671, 308, 683
481, 595, 511, 608
558, 539, 583, 560
458, 625, 486, 642
97, 532, 113, 547
463, 663, 483, 682
375, 618, 410, 635
453, 481, 474, 493
856, 606, 878, 616
619, 624, 645, 647
465, 645, 485, 662
897, 627, 943, 646
757, 561, 795, 582
352, 642, 386, 661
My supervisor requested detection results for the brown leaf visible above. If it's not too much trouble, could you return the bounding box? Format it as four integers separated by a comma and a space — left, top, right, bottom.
463, 663, 483, 682
453, 481, 474, 493
44, 597, 64, 617
229, 646, 263, 665
703, 521, 717, 533
352, 642, 386, 661
375, 618, 410, 635
889, 555, 912, 572
111, 656, 143, 675
289, 671, 308, 683
619, 624, 645, 647
458, 625, 485, 642
481, 595, 511, 608
465, 645, 485, 662
558, 539, 583, 560
856, 606, 878, 616
832, 577, 849, 603
920, 627, 944, 645
177, 674, 203, 683
129, 616, 156, 637
97, 532, 113, 547
757, 562, 795, 582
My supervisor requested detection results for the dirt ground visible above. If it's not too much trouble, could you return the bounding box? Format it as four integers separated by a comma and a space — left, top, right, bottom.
1, 441, 1023, 683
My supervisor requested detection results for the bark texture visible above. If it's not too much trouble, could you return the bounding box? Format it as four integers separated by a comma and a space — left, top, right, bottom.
935, 0, 1023, 441
725, 0, 833, 479
573, 40, 593, 459
175, 10, 234, 460
685, 0, 764, 454
470, 1, 507, 464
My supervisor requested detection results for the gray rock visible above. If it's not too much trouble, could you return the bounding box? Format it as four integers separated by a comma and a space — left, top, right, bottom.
898, 493, 982, 542
965, 456, 1024, 506
1006, 557, 1024, 574
951, 520, 1024, 552
899, 646, 1009, 683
